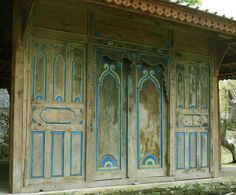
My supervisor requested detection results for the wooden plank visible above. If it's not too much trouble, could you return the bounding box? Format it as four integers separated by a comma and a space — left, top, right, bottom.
96, 12, 168, 48
169, 29, 176, 177
31, 26, 88, 43
127, 61, 136, 181
33, 0, 87, 35
174, 30, 209, 56
209, 37, 220, 177
85, 11, 96, 182
9, 38, 24, 193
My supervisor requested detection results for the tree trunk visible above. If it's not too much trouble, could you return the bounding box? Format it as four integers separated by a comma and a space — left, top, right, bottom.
222, 139, 236, 163
220, 119, 236, 163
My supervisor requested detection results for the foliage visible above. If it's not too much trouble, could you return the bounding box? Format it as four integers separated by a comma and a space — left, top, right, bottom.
0, 110, 9, 160
178, 0, 201, 6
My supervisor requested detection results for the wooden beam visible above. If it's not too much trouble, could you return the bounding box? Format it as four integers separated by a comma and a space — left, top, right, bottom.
9, 0, 24, 192
217, 41, 230, 67
86, 11, 96, 183
22, 0, 36, 38
210, 36, 220, 178
222, 56, 236, 65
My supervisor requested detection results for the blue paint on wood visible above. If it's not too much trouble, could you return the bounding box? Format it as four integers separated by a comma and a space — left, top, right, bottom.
52, 55, 66, 101
200, 132, 208, 167
176, 132, 185, 169
30, 131, 45, 178
101, 155, 117, 169
70, 131, 83, 176
188, 132, 197, 169
32, 51, 47, 100
95, 64, 121, 171
142, 154, 158, 167
136, 70, 162, 169
51, 131, 65, 177
71, 55, 85, 102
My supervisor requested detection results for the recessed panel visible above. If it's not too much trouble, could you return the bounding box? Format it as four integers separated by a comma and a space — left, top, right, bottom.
138, 79, 161, 169
200, 132, 208, 167
189, 132, 197, 168
70, 132, 83, 176
31, 131, 45, 178
176, 132, 185, 169
96, 68, 121, 171
51, 132, 64, 177
33, 52, 47, 100
53, 55, 66, 101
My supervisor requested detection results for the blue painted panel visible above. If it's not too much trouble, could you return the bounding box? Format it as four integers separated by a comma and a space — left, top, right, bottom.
95, 64, 121, 172
176, 132, 185, 169
52, 55, 66, 101
71, 56, 84, 102
70, 131, 83, 176
200, 132, 208, 167
136, 70, 162, 169
40, 107, 76, 124
51, 131, 65, 177
142, 154, 158, 168
32, 52, 47, 100
31, 131, 45, 178
101, 155, 118, 170
199, 66, 209, 111
189, 132, 197, 169
176, 64, 185, 109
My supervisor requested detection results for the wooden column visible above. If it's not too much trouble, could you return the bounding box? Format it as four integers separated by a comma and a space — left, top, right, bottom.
86, 11, 96, 182
168, 29, 176, 177
9, 0, 24, 192
210, 36, 220, 177
9, 0, 33, 192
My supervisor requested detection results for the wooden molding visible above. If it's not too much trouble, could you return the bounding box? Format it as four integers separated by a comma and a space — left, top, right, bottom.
85, 0, 236, 36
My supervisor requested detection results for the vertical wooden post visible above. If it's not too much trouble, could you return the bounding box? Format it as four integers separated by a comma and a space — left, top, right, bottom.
9, 0, 24, 192
210, 36, 220, 177
168, 29, 176, 177
86, 11, 96, 182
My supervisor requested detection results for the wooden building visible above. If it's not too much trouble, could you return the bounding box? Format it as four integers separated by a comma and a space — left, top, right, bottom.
1, 0, 236, 193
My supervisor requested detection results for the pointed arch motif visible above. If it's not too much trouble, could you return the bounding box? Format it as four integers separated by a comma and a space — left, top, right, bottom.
136, 69, 163, 169
95, 63, 121, 171
32, 51, 47, 100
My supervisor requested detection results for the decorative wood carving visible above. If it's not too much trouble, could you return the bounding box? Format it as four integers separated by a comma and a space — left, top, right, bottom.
92, 0, 236, 35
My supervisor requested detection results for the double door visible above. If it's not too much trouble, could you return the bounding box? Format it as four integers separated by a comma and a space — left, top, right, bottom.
94, 47, 168, 180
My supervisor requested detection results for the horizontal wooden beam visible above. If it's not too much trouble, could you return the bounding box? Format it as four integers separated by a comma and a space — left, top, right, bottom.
222, 56, 236, 65
82, 0, 236, 36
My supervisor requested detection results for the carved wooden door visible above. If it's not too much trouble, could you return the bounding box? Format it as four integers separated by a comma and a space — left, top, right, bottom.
94, 47, 168, 181
128, 53, 167, 179
94, 47, 128, 180
175, 60, 210, 178
29, 36, 85, 184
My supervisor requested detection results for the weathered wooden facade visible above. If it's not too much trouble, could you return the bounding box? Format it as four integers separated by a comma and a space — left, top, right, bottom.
4, 0, 236, 193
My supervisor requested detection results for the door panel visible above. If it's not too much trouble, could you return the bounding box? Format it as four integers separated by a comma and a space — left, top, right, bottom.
94, 48, 168, 180
97, 68, 121, 171
131, 54, 167, 178
175, 60, 210, 178
137, 73, 162, 169
30, 36, 86, 183
95, 48, 127, 180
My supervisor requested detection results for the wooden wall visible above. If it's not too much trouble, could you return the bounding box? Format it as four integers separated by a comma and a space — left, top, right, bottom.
11, 0, 219, 192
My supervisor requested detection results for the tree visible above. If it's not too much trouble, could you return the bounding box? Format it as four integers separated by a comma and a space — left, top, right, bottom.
221, 111, 236, 163
219, 81, 236, 163
178, 0, 201, 6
